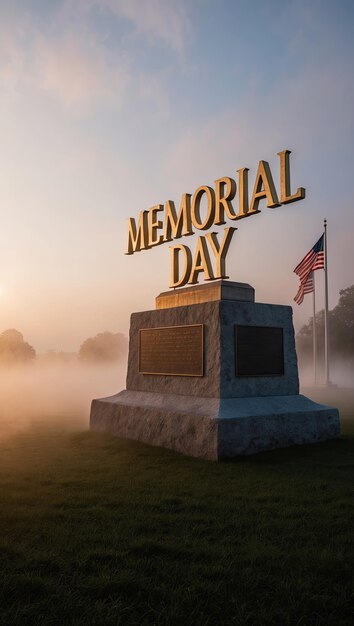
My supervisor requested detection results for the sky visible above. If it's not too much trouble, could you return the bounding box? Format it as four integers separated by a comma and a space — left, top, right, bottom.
0, 0, 353, 352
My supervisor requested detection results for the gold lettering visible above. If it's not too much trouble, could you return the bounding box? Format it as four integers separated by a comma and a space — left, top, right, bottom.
205, 227, 237, 278
214, 177, 237, 224
191, 186, 216, 230
169, 244, 193, 288
127, 149, 303, 271
236, 167, 250, 218
163, 194, 193, 242
188, 236, 214, 284
125, 210, 149, 254
278, 149, 305, 204
148, 204, 164, 247
249, 160, 280, 213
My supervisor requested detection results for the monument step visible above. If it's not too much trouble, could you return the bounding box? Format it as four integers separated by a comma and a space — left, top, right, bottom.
90, 390, 340, 461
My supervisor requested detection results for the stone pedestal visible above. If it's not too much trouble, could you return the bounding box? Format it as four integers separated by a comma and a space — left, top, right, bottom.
90, 281, 340, 460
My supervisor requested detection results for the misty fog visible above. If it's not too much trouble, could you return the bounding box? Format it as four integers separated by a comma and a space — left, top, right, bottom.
0, 359, 127, 439
0, 356, 352, 440
298, 361, 354, 389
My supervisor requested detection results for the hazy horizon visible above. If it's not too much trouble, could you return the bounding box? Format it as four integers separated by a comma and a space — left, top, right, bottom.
0, 360, 126, 438
0, 357, 351, 442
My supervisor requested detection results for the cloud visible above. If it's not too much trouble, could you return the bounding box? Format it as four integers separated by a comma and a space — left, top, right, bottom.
0, 15, 30, 92
0, 11, 128, 109
163, 56, 354, 190
0, 0, 188, 109
137, 72, 170, 118
34, 32, 128, 108
67, 0, 190, 54
110, 0, 190, 54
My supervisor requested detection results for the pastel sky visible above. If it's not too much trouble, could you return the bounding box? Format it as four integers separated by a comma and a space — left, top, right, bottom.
0, 0, 353, 352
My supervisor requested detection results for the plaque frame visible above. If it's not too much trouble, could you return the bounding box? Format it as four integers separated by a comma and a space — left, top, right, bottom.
139, 323, 204, 377
234, 325, 284, 377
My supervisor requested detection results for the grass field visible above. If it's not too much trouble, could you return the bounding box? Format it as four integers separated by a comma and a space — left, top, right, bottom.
0, 387, 353, 625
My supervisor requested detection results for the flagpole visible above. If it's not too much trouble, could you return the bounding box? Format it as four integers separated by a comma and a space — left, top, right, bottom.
312, 272, 317, 386
324, 219, 330, 386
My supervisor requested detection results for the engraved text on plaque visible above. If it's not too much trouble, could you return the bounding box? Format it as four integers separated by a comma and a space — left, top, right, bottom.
139, 324, 204, 376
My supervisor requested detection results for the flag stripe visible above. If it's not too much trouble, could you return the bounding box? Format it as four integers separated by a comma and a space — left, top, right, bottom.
295, 252, 316, 278
294, 272, 314, 304
294, 251, 315, 274
293, 236, 324, 305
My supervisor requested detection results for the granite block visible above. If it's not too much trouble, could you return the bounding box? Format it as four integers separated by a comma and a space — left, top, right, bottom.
90, 390, 340, 460
126, 300, 299, 398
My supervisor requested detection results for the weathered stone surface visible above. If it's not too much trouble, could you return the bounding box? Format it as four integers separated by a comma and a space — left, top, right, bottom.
90, 390, 340, 460
90, 390, 218, 460
126, 301, 221, 398
219, 300, 299, 398
217, 394, 340, 458
126, 300, 298, 398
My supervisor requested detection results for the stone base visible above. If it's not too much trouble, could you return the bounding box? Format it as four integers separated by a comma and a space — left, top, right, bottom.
90, 390, 340, 461
155, 280, 255, 309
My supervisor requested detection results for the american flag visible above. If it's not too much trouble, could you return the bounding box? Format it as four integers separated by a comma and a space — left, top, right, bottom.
293, 235, 324, 305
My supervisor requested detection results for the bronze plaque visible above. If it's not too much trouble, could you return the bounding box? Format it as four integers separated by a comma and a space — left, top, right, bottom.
139, 324, 204, 376
235, 325, 284, 376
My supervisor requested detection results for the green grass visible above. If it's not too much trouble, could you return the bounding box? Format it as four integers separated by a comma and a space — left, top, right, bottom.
0, 388, 354, 625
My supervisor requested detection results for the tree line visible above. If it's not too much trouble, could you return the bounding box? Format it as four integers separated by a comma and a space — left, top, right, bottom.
2, 284, 353, 366
296, 284, 354, 365
0, 329, 128, 364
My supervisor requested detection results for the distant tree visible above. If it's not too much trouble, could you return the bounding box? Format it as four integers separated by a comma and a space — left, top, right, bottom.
331, 285, 354, 356
297, 285, 354, 363
0, 329, 36, 364
78, 332, 128, 363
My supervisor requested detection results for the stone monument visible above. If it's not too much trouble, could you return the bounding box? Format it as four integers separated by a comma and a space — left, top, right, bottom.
90, 280, 340, 460
90, 149, 340, 459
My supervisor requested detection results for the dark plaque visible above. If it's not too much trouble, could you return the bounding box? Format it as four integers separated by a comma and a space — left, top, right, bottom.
139, 324, 204, 376
235, 325, 284, 376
